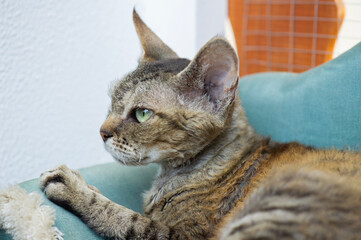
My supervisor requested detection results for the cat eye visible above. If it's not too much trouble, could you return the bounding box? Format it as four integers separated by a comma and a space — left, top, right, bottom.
135, 108, 153, 123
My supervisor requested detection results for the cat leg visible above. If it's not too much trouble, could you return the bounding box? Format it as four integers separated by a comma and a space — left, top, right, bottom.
39, 165, 183, 240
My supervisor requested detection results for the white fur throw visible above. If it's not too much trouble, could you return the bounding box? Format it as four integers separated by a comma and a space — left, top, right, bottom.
0, 185, 63, 240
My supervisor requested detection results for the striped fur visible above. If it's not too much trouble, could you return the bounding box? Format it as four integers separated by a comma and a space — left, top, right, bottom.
40, 11, 361, 240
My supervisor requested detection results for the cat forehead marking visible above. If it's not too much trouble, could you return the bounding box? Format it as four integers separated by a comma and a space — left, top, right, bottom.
110, 59, 190, 114
130, 58, 190, 83
111, 58, 190, 108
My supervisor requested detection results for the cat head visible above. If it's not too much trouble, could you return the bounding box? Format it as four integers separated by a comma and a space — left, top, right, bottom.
100, 10, 239, 167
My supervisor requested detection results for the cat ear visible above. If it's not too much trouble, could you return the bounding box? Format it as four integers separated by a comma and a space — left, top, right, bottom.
133, 9, 178, 63
177, 38, 239, 109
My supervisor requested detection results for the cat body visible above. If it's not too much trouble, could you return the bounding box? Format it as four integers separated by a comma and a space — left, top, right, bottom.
40, 11, 361, 239
142, 114, 361, 239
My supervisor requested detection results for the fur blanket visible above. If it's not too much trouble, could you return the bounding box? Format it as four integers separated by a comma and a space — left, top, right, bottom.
0, 185, 63, 240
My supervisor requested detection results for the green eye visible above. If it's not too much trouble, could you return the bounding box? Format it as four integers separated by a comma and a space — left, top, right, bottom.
135, 108, 153, 123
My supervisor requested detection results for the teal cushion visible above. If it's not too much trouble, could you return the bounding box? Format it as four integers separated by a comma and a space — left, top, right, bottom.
0, 163, 158, 240
239, 43, 361, 150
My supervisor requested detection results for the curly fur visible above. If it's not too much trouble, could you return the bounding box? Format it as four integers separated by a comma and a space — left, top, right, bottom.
0, 185, 63, 240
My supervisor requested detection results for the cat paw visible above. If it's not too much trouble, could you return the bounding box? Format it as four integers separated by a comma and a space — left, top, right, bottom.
39, 165, 89, 206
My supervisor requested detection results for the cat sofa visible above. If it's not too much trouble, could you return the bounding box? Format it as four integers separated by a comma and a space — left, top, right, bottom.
1, 42, 360, 240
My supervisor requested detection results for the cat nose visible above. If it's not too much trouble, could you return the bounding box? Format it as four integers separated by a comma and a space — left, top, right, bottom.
100, 114, 120, 142
100, 130, 113, 142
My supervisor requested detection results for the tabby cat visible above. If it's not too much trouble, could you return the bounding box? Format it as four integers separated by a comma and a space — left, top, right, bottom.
40, 10, 361, 240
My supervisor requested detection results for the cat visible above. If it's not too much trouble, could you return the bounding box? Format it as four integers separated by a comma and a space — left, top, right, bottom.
40, 10, 361, 240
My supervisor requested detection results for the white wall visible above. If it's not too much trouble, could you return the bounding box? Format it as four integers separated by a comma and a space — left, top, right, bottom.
333, 0, 361, 57
136, 0, 197, 59
0, 0, 227, 188
196, 0, 228, 50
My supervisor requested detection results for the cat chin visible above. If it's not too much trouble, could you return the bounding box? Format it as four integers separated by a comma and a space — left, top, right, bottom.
103, 138, 184, 166
104, 139, 135, 164
108, 150, 146, 166
103, 138, 152, 166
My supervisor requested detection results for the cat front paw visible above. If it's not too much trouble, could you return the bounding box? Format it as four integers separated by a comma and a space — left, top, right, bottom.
39, 165, 89, 209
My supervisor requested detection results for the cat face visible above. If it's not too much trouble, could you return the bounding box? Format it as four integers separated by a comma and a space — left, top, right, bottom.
100, 10, 239, 166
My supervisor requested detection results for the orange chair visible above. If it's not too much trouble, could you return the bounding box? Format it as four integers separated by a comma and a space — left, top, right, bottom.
228, 0, 345, 76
